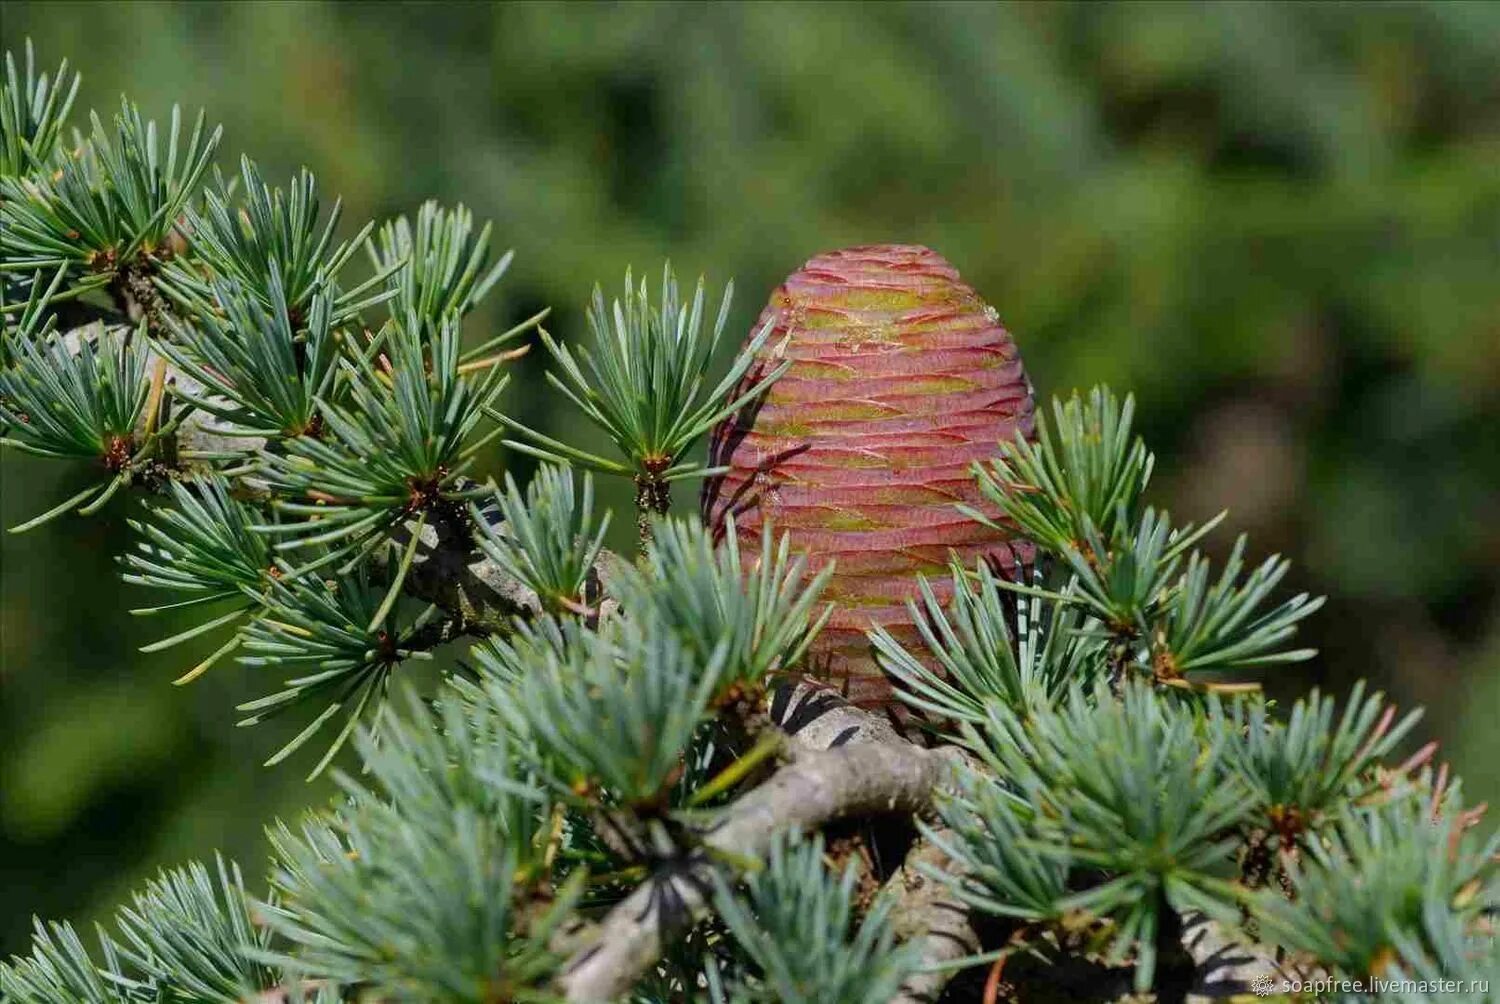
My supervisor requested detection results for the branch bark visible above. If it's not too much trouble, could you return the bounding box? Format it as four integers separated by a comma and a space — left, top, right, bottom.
886, 830, 981, 1004
1180, 911, 1302, 1001
766, 676, 907, 750
390, 503, 628, 635
558, 705, 959, 1002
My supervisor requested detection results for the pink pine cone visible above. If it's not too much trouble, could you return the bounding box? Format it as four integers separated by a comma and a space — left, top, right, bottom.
703, 244, 1036, 707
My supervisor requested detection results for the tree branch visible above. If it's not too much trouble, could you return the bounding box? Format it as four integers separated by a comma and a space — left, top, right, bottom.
886, 830, 981, 1004
1180, 911, 1303, 1001
385, 504, 629, 635
558, 721, 959, 1001
766, 677, 907, 750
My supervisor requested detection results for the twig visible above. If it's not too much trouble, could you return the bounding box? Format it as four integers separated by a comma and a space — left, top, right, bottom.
982, 954, 1006, 1004
386, 504, 629, 635
110, 259, 172, 338
632, 471, 671, 551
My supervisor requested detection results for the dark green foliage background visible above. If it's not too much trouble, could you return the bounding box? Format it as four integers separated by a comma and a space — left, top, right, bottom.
1, 0, 1497, 953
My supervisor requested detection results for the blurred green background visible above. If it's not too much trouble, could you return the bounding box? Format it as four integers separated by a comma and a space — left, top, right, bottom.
2, 0, 1497, 953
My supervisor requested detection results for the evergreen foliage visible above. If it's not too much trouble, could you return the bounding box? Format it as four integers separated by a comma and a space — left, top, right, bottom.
1, 37, 1495, 1004
156, 268, 341, 439
471, 465, 610, 617
121, 475, 270, 680
1248, 788, 1496, 982
252, 309, 508, 564
0, 39, 77, 178
234, 564, 441, 776
0, 857, 275, 1004
0, 318, 155, 529
491, 607, 724, 810
366, 200, 511, 335
607, 516, 834, 696
0, 98, 219, 283
162, 157, 384, 324
499, 266, 788, 507
942, 680, 1251, 992
0, 263, 66, 366
965, 386, 1320, 691
261, 697, 575, 1003
111, 856, 278, 1002
710, 832, 921, 1003
872, 560, 1099, 724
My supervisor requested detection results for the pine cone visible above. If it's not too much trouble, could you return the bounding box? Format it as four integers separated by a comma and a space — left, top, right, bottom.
703, 244, 1036, 707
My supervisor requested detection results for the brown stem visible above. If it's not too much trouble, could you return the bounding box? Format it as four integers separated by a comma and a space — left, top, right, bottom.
632, 471, 671, 550
982, 955, 1007, 1004
110, 259, 172, 339
1153, 896, 1194, 1004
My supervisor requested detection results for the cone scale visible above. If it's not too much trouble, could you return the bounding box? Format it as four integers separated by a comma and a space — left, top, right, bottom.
704, 244, 1036, 707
